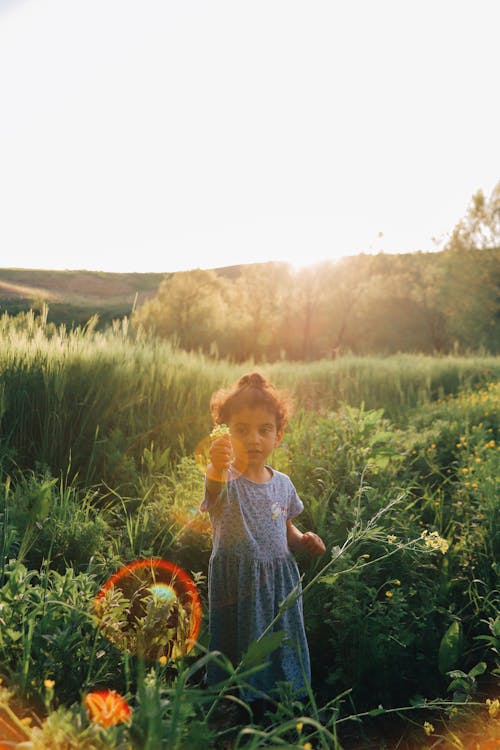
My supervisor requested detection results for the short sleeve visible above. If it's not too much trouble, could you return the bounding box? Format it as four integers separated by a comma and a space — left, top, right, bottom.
287, 480, 304, 520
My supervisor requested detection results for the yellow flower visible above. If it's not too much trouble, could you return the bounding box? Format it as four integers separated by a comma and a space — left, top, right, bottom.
423, 721, 434, 735
385, 591, 393, 598
360, 554, 370, 559
296, 721, 304, 732
84, 690, 132, 728
394, 579, 401, 586
475, 457, 481, 463
421, 530, 449, 554
387, 534, 396, 543
486, 698, 499, 718
303, 743, 313, 750
159, 655, 167, 666
44, 679, 55, 690
210, 424, 231, 441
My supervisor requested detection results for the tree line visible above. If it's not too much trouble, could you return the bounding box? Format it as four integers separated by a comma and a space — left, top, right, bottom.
132, 183, 500, 361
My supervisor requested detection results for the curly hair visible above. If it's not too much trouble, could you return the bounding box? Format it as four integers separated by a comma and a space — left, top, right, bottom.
210, 372, 293, 433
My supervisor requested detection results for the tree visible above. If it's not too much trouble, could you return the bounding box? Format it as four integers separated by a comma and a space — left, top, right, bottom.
442, 181, 500, 351
132, 269, 227, 352
445, 181, 500, 252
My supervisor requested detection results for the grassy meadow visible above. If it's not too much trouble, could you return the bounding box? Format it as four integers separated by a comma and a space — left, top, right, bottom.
0, 311, 499, 749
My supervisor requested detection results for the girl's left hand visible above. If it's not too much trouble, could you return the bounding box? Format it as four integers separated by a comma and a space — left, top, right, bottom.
301, 531, 326, 557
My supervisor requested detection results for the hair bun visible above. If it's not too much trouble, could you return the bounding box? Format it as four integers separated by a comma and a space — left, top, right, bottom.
238, 371, 266, 388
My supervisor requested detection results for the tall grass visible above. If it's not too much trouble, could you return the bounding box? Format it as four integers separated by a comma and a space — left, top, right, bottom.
1, 310, 499, 485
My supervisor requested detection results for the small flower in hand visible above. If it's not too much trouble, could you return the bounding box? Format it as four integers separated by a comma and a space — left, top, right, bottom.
301, 531, 326, 557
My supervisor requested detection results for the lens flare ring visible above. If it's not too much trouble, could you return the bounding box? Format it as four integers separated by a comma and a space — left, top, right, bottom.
95, 558, 202, 662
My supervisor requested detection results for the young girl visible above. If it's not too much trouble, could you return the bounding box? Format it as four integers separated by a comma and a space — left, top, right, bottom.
201, 371, 325, 711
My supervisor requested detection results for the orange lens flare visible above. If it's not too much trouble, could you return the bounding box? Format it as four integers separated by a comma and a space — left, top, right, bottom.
95, 559, 202, 662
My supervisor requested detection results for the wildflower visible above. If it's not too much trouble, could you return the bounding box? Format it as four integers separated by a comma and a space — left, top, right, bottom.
210, 424, 231, 441
159, 655, 167, 666
486, 698, 499, 718
421, 530, 449, 555
462, 468, 468, 474
475, 457, 481, 463
21, 716, 32, 726
360, 554, 370, 559
84, 690, 132, 728
394, 579, 401, 586
296, 721, 303, 732
423, 721, 434, 735
385, 591, 393, 598
387, 534, 396, 543
44, 679, 55, 690
430, 443, 436, 450
303, 743, 313, 750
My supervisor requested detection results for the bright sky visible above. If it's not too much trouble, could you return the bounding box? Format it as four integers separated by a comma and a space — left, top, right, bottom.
0, 0, 499, 274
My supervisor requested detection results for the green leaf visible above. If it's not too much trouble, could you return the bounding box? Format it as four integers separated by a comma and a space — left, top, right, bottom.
277, 578, 304, 614
446, 669, 467, 679
447, 677, 468, 692
241, 630, 287, 669
468, 661, 487, 679
367, 706, 385, 717
319, 573, 339, 585
438, 620, 462, 675
5, 627, 22, 642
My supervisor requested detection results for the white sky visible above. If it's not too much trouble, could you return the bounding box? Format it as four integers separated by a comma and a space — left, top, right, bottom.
0, 0, 499, 274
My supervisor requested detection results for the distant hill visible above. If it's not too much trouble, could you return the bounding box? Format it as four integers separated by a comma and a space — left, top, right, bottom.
0, 268, 168, 327
0, 263, 280, 327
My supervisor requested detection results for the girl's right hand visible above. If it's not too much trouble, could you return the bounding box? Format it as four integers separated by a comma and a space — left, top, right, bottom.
206, 435, 232, 481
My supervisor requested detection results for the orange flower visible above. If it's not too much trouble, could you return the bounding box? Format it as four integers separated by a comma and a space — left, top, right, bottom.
84, 689, 131, 728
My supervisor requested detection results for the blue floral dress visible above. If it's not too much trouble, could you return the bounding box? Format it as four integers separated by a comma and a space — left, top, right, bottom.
201, 467, 311, 701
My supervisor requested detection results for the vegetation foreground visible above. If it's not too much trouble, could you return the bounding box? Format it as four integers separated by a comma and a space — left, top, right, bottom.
0, 314, 498, 749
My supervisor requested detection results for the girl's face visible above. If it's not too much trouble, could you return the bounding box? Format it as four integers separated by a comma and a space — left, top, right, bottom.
228, 406, 282, 471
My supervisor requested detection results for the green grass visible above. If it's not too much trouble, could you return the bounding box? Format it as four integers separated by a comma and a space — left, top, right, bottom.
0, 313, 499, 748
1, 311, 499, 486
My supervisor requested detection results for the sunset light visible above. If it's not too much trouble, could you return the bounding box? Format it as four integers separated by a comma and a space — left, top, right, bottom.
0, 0, 498, 273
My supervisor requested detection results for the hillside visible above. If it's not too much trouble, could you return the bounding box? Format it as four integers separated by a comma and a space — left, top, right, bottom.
0, 267, 168, 327
0, 263, 283, 327
0, 267, 167, 305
